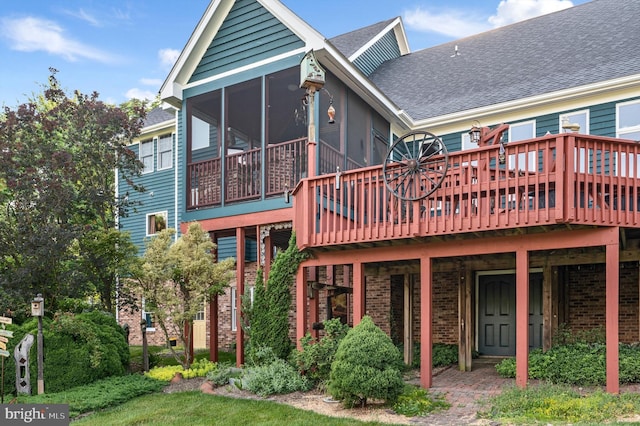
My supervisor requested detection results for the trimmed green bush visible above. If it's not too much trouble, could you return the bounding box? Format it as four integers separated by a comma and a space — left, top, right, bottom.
4, 311, 129, 395
328, 316, 404, 408
293, 318, 349, 384
245, 358, 312, 396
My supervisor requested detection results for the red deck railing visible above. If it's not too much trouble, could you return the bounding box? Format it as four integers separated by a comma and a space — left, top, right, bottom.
294, 134, 640, 249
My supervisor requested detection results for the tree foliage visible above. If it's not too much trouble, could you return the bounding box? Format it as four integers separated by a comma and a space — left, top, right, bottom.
131, 222, 235, 368
0, 69, 145, 317
245, 233, 307, 361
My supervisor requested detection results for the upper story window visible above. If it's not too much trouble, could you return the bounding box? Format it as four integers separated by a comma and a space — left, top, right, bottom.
559, 110, 589, 134
509, 120, 536, 171
617, 99, 640, 140
146, 211, 167, 236
157, 134, 173, 170
509, 120, 535, 142
140, 139, 154, 173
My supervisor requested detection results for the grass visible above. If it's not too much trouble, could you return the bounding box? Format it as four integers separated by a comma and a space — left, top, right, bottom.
481, 383, 640, 425
72, 392, 402, 426
129, 345, 236, 369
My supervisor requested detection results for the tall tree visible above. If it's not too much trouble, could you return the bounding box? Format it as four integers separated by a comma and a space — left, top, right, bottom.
132, 223, 234, 368
0, 69, 146, 317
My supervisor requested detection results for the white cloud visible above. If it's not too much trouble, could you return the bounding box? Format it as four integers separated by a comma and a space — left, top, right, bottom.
64, 9, 101, 27
403, 8, 490, 39
489, 0, 574, 27
158, 48, 180, 69
125, 87, 157, 101
0, 16, 116, 63
404, 0, 574, 39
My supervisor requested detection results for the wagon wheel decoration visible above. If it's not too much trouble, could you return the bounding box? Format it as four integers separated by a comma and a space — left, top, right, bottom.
383, 131, 449, 201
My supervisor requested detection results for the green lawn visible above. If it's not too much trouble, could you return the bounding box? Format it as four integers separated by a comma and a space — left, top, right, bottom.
72, 391, 401, 426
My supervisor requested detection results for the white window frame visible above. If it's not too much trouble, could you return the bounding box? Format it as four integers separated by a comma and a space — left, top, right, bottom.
142, 298, 155, 332
508, 120, 536, 172
231, 286, 254, 332
617, 99, 640, 140
140, 139, 154, 174
146, 211, 168, 236
157, 133, 174, 170
559, 109, 589, 134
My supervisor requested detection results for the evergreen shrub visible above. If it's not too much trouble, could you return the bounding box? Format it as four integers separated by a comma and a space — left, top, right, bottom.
328, 316, 404, 408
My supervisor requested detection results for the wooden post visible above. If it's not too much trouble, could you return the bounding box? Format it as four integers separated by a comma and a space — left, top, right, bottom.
404, 273, 413, 366
353, 262, 365, 325
515, 249, 529, 388
606, 241, 619, 394
235, 227, 245, 366
296, 266, 308, 350
209, 296, 218, 362
420, 257, 433, 388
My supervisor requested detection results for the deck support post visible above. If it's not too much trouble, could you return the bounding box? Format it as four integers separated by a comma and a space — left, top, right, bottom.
353, 262, 365, 325
235, 227, 245, 366
208, 295, 218, 362
606, 241, 620, 394
420, 256, 433, 388
515, 249, 529, 388
296, 266, 308, 350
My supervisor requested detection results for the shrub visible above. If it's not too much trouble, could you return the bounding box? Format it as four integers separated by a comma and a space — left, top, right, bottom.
244, 358, 312, 396
18, 374, 164, 418
292, 318, 349, 384
494, 342, 640, 386
206, 362, 242, 387
145, 358, 216, 382
328, 316, 404, 408
393, 385, 450, 417
246, 345, 278, 367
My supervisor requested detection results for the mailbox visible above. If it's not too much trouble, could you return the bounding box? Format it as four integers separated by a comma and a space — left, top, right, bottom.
31, 294, 44, 317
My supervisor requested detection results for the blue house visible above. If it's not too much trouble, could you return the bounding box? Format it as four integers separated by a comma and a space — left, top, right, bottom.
118, 0, 640, 393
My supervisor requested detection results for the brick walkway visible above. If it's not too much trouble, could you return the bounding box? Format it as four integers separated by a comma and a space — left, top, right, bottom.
410, 358, 512, 425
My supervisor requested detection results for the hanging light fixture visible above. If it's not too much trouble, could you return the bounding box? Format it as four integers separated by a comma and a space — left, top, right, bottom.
469, 121, 482, 144
327, 100, 335, 124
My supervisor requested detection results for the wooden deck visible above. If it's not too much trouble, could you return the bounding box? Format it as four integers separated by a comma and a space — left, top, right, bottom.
294, 134, 640, 249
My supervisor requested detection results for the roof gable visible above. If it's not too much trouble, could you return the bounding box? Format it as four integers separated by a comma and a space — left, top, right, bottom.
189, 0, 304, 83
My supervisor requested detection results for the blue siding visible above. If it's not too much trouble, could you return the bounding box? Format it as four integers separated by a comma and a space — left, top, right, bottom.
352, 31, 401, 77
217, 236, 257, 262
189, 0, 304, 83
118, 137, 177, 251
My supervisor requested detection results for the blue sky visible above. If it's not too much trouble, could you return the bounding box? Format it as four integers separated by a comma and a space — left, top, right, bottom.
0, 0, 589, 108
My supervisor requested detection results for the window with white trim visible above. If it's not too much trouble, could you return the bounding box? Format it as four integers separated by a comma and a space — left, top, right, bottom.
617, 100, 640, 140
559, 110, 589, 134
157, 134, 173, 170
142, 298, 155, 331
509, 120, 536, 172
140, 139, 154, 173
146, 211, 167, 236
231, 286, 254, 332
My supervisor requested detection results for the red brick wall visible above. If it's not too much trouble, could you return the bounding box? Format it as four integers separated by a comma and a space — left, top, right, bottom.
565, 262, 638, 343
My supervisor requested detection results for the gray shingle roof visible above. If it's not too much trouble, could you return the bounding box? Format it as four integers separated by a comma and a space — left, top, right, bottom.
144, 107, 175, 128
330, 18, 397, 58
369, 0, 640, 121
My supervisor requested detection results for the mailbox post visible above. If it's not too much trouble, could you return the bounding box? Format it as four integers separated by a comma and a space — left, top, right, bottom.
32, 294, 44, 395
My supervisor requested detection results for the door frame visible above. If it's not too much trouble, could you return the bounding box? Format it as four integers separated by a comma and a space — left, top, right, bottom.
475, 268, 542, 355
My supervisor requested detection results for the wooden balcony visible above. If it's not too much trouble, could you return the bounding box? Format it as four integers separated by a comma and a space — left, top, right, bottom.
294, 134, 640, 249
187, 138, 307, 209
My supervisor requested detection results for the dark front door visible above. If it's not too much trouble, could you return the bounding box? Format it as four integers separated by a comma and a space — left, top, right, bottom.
478, 273, 543, 356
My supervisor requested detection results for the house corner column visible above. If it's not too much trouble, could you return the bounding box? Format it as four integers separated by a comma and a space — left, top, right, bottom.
515, 249, 529, 388
420, 256, 432, 388
606, 240, 620, 394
